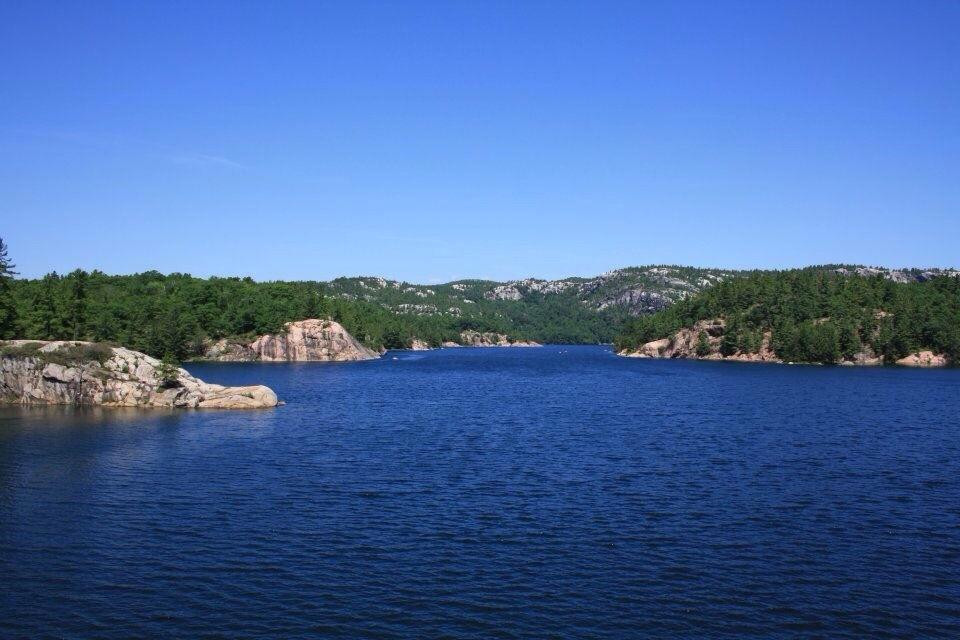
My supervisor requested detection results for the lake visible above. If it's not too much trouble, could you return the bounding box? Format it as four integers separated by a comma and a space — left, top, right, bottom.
2, 346, 959, 638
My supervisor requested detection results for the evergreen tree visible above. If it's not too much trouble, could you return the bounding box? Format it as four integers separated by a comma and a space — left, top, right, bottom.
31, 273, 66, 340
67, 269, 88, 340
695, 330, 711, 357
720, 318, 740, 356
838, 321, 861, 359
0, 237, 18, 338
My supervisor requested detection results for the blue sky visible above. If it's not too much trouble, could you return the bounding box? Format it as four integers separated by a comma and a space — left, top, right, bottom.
2, 1, 958, 282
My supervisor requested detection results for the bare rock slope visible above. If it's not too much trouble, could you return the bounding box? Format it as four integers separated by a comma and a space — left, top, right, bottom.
1, 341, 278, 408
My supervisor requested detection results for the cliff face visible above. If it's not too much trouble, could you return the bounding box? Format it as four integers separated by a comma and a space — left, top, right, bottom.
459, 330, 541, 347
1, 341, 278, 409
202, 319, 379, 362
618, 319, 947, 367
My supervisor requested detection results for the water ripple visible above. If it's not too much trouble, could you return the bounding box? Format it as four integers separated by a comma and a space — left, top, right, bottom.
1, 346, 959, 638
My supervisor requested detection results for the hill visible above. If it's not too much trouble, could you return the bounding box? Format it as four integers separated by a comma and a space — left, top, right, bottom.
2, 265, 737, 358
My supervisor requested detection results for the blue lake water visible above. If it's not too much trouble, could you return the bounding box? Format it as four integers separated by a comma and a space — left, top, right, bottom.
2, 345, 959, 638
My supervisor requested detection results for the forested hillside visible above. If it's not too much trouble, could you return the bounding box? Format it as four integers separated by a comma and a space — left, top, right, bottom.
0, 236, 738, 357
615, 269, 960, 364
2, 236, 957, 363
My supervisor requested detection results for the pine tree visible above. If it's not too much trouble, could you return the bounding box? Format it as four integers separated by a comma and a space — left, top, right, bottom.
0, 237, 18, 338
67, 269, 88, 340
838, 321, 861, 360
28, 273, 64, 340
695, 330, 711, 357
720, 318, 740, 356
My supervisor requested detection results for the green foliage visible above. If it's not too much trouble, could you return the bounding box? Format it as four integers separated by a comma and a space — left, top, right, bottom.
695, 331, 711, 357
719, 320, 740, 356
0, 237, 17, 339
155, 354, 181, 388
616, 269, 960, 365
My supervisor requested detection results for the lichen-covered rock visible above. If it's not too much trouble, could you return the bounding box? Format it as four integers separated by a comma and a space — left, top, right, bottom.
202, 319, 378, 362
1, 341, 278, 409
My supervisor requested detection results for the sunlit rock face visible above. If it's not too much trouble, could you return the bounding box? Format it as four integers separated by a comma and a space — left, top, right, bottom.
249, 319, 379, 362
202, 319, 379, 362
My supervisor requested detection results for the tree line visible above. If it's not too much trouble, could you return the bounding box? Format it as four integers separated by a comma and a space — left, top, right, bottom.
0, 238, 623, 358
0, 270, 467, 359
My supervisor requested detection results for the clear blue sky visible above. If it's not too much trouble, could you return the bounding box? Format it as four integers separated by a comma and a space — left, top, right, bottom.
2, 1, 958, 282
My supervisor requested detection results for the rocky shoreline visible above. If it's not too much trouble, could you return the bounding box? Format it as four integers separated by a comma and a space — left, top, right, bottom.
457, 330, 541, 348
1, 341, 279, 408
618, 318, 950, 367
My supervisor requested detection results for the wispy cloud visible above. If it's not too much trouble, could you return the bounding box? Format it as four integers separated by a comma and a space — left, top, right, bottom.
9, 127, 246, 171
168, 153, 245, 170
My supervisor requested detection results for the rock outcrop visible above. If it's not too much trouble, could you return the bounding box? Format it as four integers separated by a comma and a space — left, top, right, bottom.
202, 319, 379, 362
459, 330, 541, 347
408, 339, 431, 351
896, 351, 947, 367
619, 319, 947, 367
1, 341, 278, 409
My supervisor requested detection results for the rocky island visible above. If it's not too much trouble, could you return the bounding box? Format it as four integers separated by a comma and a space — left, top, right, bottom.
0, 341, 279, 408
458, 330, 541, 347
